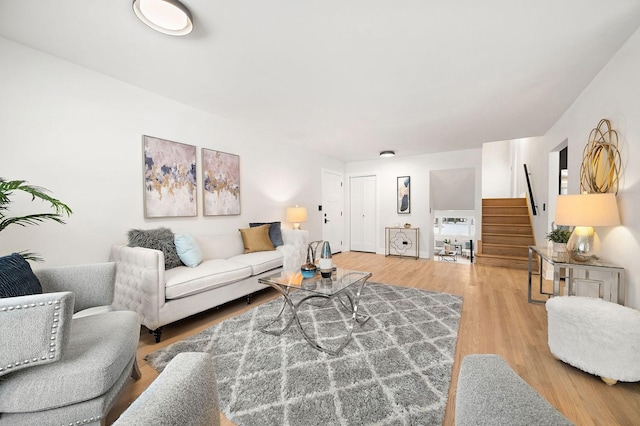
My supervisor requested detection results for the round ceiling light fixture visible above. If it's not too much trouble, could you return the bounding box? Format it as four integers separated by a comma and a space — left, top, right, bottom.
379, 150, 395, 158
133, 0, 193, 36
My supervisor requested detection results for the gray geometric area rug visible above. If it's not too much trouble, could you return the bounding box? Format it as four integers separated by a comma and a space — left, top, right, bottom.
145, 282, 463, 426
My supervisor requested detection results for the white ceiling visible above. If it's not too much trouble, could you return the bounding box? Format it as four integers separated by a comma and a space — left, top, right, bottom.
2, 1, 640, 162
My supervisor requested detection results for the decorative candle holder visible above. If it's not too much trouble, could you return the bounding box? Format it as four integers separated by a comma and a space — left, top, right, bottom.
319, 241, 332, 278
301, 242, 319, 278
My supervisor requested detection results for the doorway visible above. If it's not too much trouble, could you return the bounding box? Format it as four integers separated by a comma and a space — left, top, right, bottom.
559, 146, 568, 195
321, 168, 344, 254
350, 175, 376, 252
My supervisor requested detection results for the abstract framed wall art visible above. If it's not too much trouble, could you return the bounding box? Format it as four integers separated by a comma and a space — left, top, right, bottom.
142, 135, 197, 218
202, 148, 240, 216
397, 176, 411, 214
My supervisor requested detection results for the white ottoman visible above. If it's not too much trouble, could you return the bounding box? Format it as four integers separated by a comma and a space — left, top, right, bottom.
546, 296, 640, 385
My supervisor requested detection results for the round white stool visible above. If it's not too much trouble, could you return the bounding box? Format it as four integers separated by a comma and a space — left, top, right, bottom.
546, 296, 640, 385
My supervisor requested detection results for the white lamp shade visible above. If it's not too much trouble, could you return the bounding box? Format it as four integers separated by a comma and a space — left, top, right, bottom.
286, 206, 307, 223
555, 193, 620, 227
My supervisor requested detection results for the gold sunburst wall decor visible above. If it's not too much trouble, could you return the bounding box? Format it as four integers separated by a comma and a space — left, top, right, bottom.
579, 118, 622, 194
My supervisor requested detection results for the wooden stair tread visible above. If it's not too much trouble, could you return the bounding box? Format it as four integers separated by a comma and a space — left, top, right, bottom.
482, 232, 534, 238
481, 223, 531, 225
482, 213, 529, 218
475, 253, 528, 260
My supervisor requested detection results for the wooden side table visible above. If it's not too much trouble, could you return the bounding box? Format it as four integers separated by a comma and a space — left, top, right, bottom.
385, 227, 420, 259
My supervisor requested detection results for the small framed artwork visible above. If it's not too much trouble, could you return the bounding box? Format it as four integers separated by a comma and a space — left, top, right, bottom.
202, 148, 240, 216
142, 135, 197, 218
397, 176, 411, 214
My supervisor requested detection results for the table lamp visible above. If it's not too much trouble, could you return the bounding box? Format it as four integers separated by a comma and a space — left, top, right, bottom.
555, 193, 620, 261
286, 205, 307, 230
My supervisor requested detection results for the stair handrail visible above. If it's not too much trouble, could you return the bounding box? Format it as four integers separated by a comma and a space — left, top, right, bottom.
523, 164, 537, 216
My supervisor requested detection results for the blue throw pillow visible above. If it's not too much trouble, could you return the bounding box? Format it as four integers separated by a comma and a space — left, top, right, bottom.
174, 234, 202, 268
0, 253, 43, 298
249, 222, 284, 246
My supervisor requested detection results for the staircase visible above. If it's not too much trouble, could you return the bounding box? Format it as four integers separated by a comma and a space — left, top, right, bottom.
475, 198, 537, 270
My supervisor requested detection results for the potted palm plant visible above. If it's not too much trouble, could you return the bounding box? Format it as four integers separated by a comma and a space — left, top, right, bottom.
0, 178, 72, 261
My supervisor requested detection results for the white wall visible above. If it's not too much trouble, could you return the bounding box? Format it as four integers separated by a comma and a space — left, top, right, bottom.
521, 26, 640, 308
481, 140, 511, 198
0, 37, 343, 266
345, 149, 482, 258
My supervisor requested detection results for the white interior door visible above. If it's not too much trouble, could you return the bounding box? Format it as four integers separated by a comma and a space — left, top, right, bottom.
322, 169, 344, 254
350, 175, 376, 252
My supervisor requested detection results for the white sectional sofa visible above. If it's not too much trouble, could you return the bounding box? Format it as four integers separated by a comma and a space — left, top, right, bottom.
110, 229, 308, 342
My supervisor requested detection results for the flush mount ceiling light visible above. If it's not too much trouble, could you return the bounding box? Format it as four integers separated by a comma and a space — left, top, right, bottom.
379, 150, 395, 158
133, 0, 193, 36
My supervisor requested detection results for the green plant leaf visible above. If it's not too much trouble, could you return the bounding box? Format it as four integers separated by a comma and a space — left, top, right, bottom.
0, 178, 72, 261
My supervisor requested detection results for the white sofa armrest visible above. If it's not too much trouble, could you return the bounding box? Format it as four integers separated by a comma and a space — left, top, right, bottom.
0, 292, 75, 376
110, 244, 166, 331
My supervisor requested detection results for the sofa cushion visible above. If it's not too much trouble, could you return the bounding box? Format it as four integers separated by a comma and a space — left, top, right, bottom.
128, 228, 183, 269
174, 234, 202, 268
194, 234, 245, 260
239, 225, 275, 253
0, 253, 42, 298
228, 250, 284, 275
249, 222, 284, 247
0, 310, 139, 412
164, 259, 252, 300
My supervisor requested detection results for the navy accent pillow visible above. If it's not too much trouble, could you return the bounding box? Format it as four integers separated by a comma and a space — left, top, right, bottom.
0, 253, 43, 298
128, 227, 183, 269
249, 222, 284, 247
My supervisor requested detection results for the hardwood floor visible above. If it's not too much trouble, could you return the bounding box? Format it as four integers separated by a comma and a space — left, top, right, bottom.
107, 252, 640, 425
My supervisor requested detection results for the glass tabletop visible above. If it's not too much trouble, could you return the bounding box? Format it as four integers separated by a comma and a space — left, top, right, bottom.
259, 268, 372, 296
529, 246, 623, 270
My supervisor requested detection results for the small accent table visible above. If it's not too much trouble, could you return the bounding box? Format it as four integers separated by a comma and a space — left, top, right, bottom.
385, 227, 420, 259
438, 250, 457, 262
528, 246, 625, 305
258, 268, 372, 355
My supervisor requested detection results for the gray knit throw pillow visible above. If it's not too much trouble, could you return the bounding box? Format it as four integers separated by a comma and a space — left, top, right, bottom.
128, 227, 183, 269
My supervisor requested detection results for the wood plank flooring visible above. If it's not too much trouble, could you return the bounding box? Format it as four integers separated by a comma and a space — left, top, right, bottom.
106, 252, 640, 425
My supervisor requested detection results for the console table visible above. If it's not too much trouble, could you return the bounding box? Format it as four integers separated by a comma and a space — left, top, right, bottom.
528, 245, 625, 305
385, 227, 419, 259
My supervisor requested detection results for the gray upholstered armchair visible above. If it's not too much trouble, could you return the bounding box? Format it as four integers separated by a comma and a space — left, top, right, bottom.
0, 262, 141, 425
114, 352, 220, 425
